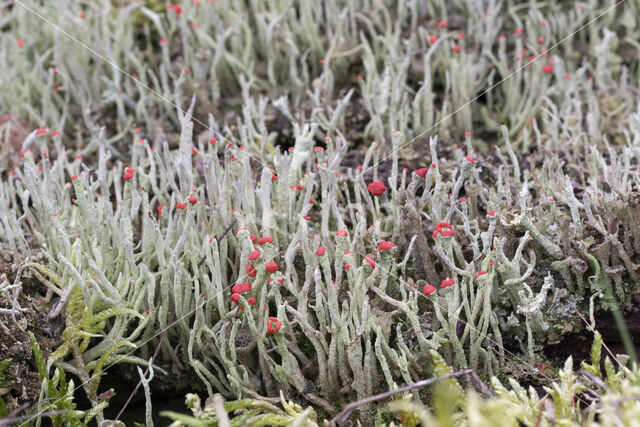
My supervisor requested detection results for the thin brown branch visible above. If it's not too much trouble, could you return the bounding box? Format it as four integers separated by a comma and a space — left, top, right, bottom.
329, 369, 482, 426
467, 370, 494, 397
581, 369, 610, 393
7, 402, 30, 417
0, 410, 73, 426
114, 312, 174, 421
197, 218, 237, 269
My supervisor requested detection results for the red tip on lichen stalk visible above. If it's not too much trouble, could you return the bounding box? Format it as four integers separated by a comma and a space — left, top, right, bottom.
364, 256, 376, 269
437, 20, 447, 28
51, 131, 61, 137
123, 172, 134, 181
231, 293, 240, 304
424, 284, 436, 295
250, 234, 257, 242
258, 236, 273, 245
168, 4, 182, 15
249, 250, 261, 261
435, 222, 452, 231
316, 246, 326, 256
542, 64, 554, 74
441, 277, 455, 289
344, 264, 350, 270
35, 129, 48, 136
452, 44, 462, 53
303, 215, 310, 221
474, 270, 487, 279
272, 174, 278, 181
514, 27, 523, 35
433, 222, 454, 238
267, 317, 282, 334
265, 261, 278, 273
429, 35, 438, 44
378, 241, 396, 251
159, 38, 168, 45
465, 155, 475, 165
368, 180, 387, 196
247, 297, 257, 306
183, 67, 190, 74
336, 229, 348, 237
537, 37, 544, 44
71, 175, 80, 180
188, 196, 198, 205
413, 168, 429, 178
296, 184, 303, 190
232, 282, 251, 294
487, 210, 497, 217
176, 203, 186, 210
209, 137, 217, 144
246, 264, 257, 278
157, 205, 164, 215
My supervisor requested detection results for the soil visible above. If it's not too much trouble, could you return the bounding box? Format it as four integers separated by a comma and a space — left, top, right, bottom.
0, 281, 64, 416
544, 308, 640, 367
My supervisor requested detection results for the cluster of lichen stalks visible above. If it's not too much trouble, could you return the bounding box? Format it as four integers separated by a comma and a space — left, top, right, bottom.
3, 0, 640, 425
4, 107, 640, 424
